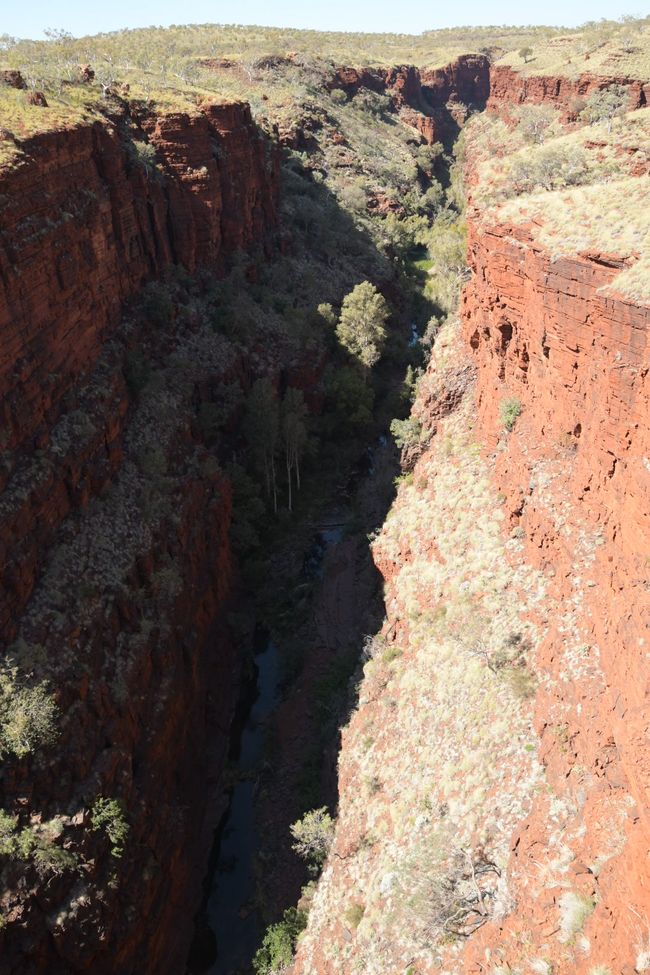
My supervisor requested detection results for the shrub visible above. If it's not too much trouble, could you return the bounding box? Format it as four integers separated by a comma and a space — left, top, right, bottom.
32, 844, 78, 877
91, 797, 129, 858
290, 807, 334, 872
330, 87, 347, 105
519, 46, 533, 62
353, 90, 392, 118
505, 145, 589, 197
499, 397, 522, 432
390, 416, 423, 450
129, 139, 159, 178
506, 665, 537, 699
344, 902, 365, 928
558, 891, 595, 943
0, 668, 58, 758
0, 810, 77, 875
415, 142, 444, 173
579, 85, 629, 131
253, 907, 307, 975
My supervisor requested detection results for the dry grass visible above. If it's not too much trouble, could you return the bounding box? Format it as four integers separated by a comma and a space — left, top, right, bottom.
4, 23, 561, 76
470, 109, 650, 302
295, 320, 550, 973
498, 176, 650, 301
497, 17, 650, 80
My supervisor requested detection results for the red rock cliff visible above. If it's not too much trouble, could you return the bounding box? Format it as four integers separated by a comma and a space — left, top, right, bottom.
488, 63, 649, 118
0, 101, 279, 973
460, 216, 650, 972
0, 99, 278, 637
328, 54, 490, 143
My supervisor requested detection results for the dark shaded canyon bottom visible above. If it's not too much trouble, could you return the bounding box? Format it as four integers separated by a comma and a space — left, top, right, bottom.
193, 629, 282, 974
187, 440, 396, 975
188, 530, 342, 975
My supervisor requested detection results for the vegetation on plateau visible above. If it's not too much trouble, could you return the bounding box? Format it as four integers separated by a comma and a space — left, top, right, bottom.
466, 96, 650, 300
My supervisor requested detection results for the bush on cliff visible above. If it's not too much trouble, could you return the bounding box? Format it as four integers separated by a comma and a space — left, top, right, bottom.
290, 807, 335, 873
0, 666, 58, 759
91, 797, 129, 858
499, 397, 522, 432
253, 907, 307, 975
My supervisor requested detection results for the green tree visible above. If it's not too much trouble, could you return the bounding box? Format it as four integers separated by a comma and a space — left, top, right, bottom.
380, 213, 428, 263
253, 908, 307, 975
324, 365, 374, 433
579, 84, 629, 131
336, 282, 389, 372
281, 388, 308, 512
290, 807, 334, 873
243, 378, 279, 513
515, 104, 556, 145
390, 416, 423, 450
519, 46, 533, 63
91, 797, 129, 858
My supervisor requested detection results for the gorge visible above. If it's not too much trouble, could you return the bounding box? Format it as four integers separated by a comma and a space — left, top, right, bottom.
0, 19, 648, 975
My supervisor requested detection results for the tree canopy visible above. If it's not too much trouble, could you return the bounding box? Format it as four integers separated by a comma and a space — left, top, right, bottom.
335, 281, 389, 371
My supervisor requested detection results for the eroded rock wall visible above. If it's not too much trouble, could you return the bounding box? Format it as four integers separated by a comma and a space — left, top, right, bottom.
0, 100, 278, 637
328, 55, 490, 143
488, 63, 649, 118
291, 62, 650, 974
0, 102, 279, 972
461, 219, 650, 971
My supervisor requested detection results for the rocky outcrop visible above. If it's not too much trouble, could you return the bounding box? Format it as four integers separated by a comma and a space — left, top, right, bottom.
488, 63, 648, 118
421, 53, 491, 109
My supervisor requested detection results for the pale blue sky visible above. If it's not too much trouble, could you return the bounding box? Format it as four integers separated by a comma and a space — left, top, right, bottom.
2, 0, 644, 41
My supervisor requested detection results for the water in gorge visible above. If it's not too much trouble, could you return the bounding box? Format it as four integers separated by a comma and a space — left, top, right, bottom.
187, 521, 346, 975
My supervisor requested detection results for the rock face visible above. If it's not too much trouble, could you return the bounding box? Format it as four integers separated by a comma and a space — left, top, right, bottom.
0, 101, 279, 972
328, 55, 490, 143
0, 100, 278, 637
292, 59, 650, 975
488, 63, 648, 118
292, 214, 650, 974
461, 219, 650, 972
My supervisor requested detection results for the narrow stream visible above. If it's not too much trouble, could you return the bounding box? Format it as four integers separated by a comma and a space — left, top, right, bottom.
187, 521, 345, 975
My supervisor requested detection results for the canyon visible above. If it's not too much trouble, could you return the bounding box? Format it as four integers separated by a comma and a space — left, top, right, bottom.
0, 23, 648, 975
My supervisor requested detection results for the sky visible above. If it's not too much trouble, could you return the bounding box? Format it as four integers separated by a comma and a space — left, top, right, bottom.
1, 0, 644, 41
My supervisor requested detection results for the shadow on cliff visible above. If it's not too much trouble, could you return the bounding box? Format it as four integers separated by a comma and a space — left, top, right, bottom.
186, 152, 422, 974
